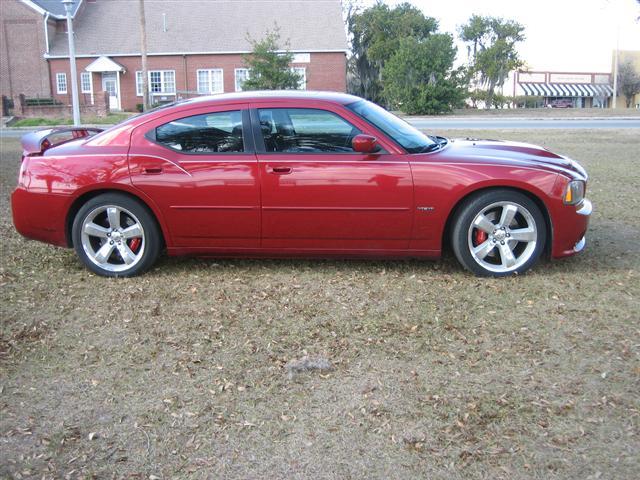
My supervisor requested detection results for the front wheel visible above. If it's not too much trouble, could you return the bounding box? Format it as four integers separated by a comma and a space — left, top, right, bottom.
72, 193, 161, 277
451, 190, 547, 277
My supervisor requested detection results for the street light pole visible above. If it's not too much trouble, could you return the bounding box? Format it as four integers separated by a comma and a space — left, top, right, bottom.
62, 0, 81, 125
612, 28, 619, 109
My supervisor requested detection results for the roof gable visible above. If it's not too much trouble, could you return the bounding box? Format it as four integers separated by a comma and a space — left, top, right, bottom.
21, 0, 82, 18
48, 0, 347, 57
85, 55, 125, 72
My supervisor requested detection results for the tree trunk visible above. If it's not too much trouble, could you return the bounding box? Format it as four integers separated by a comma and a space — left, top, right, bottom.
485, 80, 496, 110
139, 0, 149, 111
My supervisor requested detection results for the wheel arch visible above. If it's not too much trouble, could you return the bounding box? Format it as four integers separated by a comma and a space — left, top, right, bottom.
65, 188, 168, 248
441, 185, 553, 257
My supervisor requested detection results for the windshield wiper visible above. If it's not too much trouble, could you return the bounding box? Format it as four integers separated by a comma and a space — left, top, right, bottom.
419, 143, 442, 153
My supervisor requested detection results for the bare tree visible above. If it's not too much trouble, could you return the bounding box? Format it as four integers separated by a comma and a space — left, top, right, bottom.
617, 60, 640, 108
139, 0, 149, 111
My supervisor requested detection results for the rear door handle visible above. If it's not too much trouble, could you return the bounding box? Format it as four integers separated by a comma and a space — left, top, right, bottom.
269, 166, 292, 175
143, 167, 163, 174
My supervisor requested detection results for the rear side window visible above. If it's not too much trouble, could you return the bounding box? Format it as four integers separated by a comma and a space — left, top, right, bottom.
155, 110, 244, 153
258, 108, 361, 153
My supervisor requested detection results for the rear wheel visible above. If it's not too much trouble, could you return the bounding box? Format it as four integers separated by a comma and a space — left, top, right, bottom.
451, 190, 546, 276
72, 193, 161, 277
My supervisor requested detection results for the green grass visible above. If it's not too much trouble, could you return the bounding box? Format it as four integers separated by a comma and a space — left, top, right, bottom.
0, 130, 638, 479
10, 113, 133, 127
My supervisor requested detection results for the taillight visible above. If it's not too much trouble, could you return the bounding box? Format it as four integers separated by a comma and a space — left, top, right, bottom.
17, 157, 28, 188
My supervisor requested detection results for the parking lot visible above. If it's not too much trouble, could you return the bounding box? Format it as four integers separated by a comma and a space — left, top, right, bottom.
1, 128, 638, 479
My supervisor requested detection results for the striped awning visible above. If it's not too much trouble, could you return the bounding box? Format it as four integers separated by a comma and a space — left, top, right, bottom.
520, 83, 613, 97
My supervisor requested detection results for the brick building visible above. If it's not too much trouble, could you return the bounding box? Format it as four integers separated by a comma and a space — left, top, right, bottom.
1, 0, 348, 113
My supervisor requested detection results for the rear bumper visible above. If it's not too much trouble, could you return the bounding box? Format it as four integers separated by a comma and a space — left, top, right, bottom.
11, 187, 69, 247
551, 198, 592, 258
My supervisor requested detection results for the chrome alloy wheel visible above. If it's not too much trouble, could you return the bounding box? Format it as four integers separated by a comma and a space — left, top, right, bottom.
467, 201, 538, 273
80, 205, 146, 273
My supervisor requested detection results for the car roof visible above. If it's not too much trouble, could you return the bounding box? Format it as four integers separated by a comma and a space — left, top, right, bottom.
83, 91, 366, 147
175, 90, 364, 107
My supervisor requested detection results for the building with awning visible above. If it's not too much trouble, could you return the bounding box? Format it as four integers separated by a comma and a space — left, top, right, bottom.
515, 71, 613, 108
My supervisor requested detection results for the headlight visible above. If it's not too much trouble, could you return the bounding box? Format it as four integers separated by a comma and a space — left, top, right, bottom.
563, 180, 585, 205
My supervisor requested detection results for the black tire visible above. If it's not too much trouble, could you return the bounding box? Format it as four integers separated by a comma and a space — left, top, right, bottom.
451, 189, 547, 277
72, 193, 161, 277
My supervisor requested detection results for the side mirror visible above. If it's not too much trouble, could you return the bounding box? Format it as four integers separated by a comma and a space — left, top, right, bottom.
352, 134, 379, 154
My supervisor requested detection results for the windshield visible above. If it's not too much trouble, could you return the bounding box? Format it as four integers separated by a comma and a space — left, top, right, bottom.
346, 100, 436, 153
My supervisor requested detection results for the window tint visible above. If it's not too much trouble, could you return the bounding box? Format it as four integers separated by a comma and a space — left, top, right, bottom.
155, 110, 244, 153
258, 108, 361, 153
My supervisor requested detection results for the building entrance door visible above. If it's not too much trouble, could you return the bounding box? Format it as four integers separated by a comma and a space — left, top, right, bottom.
102, 72, 119, 110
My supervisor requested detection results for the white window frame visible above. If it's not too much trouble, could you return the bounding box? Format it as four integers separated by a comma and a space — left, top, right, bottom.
56, 73, 67, 94
136, 70, 176, 97
197, 68, 224, 94
235, 68, 250, 92
80, 72, 92, 94
135, 71, 143, 97
292, 67, 306, 90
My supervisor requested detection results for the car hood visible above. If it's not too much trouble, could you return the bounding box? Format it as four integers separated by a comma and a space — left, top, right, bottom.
427, 138, 587, 179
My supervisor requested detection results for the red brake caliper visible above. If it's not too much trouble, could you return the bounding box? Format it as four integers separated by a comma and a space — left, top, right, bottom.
129, 237, 142, 252
474, 229, 488, 246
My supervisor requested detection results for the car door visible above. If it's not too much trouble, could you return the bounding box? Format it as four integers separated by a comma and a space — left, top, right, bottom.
251, 102, 413, 251
128, 105, 260, 249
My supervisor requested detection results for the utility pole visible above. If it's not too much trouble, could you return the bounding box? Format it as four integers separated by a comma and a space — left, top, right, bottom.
612, 31, 619, 109
139, 0, 149, 111
62, 0, 80, 125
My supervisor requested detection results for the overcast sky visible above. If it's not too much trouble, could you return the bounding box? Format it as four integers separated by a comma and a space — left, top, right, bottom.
357, 0, 640, 72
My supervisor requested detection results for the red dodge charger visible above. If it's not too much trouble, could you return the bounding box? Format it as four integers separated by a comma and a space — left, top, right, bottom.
11, 91, 591, 277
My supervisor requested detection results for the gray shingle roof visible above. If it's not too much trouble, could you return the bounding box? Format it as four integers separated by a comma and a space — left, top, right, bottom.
48, 0, 347, 57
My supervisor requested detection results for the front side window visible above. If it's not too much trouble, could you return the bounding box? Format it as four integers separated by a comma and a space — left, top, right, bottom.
56, 73, 67, 94
80, 72, 92, 93
258, 108, 361, 153
346, 100, 436, 153
197, 69, 224, 94
155, 110, 244, 153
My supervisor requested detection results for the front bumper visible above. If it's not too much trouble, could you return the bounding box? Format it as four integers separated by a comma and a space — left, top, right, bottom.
551, 198, 592, 258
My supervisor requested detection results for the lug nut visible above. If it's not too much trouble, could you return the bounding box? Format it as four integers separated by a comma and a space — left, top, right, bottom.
500, 241, 505, 245
109, 240, 114, 245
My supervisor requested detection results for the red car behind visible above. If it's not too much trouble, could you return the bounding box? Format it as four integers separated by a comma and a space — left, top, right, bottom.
12, 91, 591, 277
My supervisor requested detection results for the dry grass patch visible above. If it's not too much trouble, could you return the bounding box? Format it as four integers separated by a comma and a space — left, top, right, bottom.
1, 130, 638, 479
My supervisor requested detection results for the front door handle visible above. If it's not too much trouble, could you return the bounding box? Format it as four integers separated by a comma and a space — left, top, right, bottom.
143, 167, 163, 174
269, 166, 292, 175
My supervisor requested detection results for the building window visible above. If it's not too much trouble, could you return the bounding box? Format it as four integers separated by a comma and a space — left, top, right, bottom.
136, 71, 143, 96
197, 69, 224, 94
235, 68, 250, 92
136, 70, 176, 96
292, 67, 306, 90
56, 73, 67, 94
80, 72, 92, 93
